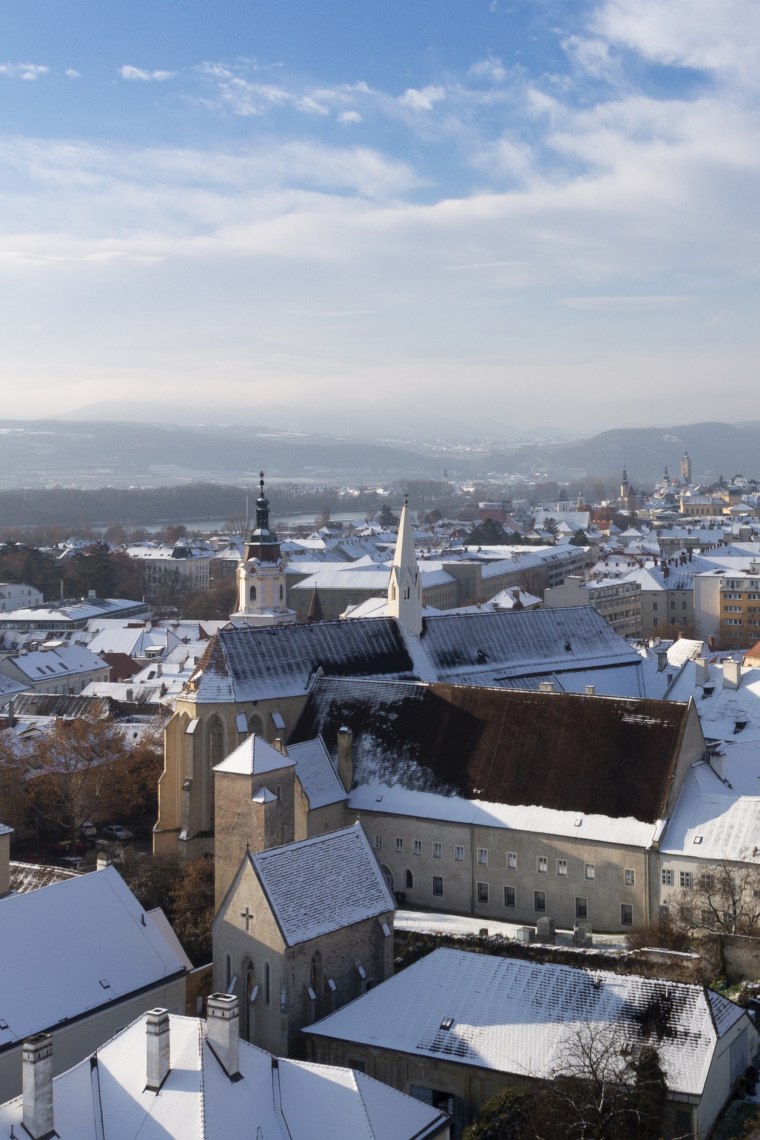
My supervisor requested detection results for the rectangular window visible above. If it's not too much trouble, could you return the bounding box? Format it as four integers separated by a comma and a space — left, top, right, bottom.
584, 863, 595, 880
504, 885, 516, 908
661, 868, 673, 886
477, 881, 489, 903
534, 890, 546, 913
621, 903, 633, 926
374, 835, 382, 851
575, 897, 588, 919
506, 852, 517, 870
432, 842, 442, 859
680, 871, 693, 889
477, 848, 488, 865
413, 839, 422, 856
556, 859, 568, 876
395, 837, 403, 853
652, 601, 658, 611
455, 845, 465, 862
432, 875, 444, 898
624, 868, 635, 887
537, 856, 548, 874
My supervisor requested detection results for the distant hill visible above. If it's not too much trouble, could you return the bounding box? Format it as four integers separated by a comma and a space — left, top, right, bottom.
0, 419, 461, 490
0, 417, 758, 491
486, 422, 760, 485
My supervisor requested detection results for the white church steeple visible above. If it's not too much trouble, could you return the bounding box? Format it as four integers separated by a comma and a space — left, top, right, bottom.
230, 472, 296, 628
387, 495, 422, 637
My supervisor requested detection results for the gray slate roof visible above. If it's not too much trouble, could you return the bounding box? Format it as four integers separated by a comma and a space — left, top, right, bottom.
188, 607, 641, 704
249, 825, 393, 946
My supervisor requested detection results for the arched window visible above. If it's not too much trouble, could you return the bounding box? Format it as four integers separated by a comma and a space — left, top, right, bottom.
404, 586, 410, 600
242, 956, 255, 1041
249, 713, 264, 737
265, 961, 271, 1005
380, 864, 394, 892
310, 951, 322, 994
249, 584, 257, 601
404, 869, 413, 890
206, 715, 226, 829
224, 953, 232, 991
279, 584, 284, 600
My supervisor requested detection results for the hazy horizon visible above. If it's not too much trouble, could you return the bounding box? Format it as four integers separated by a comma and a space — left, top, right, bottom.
2, 0, 759, 435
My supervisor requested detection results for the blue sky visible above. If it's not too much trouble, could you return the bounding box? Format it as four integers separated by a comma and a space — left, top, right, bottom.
1, 0, 759, 438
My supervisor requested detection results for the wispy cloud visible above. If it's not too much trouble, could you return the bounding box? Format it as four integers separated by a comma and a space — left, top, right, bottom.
399, 85, 446, 111
0, 62, 48, 81
120, 65, 175, 82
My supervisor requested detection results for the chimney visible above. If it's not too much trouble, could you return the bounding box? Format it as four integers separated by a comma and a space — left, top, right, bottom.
584, 684, 596, 696
723, 659, 742, 690
710, 752, 727, 782
273, 736, 286, 755
538, 680, 557, 693
22, 1033, 54, 1140
145, 1008, 171, 1091
206, 993, 239, 1078
694, 657, 708, 687
656, 648, 668, 672
337, 726, 353, 792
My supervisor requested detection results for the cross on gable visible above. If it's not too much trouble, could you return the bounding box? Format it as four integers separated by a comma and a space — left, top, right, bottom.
240, 906, 253, 932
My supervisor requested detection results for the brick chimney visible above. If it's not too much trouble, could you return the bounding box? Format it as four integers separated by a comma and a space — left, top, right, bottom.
337, 726, 353, 792
22, 1033, 54, 1139
206, 993, 239, 1078
145, 1008, 171, 1091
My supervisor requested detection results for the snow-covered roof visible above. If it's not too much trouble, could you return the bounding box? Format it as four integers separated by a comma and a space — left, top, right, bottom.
305, 947, 746, 1098
249, 825, 393, 946
660, 743, 760, 862
350, 779, 656, 848
215, 734, 295, 776
667, 660, 760, 740
287, 736, 347, 809
0, 1010, 448, 1140
1, 644, 108, 682
8, 860, 79, 893
294, 677, 686, 827
87, 626, 181, 659
0, 866, 187, 1048
0, 673, 26, 699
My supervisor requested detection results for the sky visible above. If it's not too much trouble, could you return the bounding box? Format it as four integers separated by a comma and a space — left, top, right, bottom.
1, 0, 760, 439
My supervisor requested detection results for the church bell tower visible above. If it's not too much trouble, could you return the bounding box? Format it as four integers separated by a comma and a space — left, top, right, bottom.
230, 472, 296, 628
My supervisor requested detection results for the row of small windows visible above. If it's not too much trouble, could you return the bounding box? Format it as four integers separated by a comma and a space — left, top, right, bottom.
431, 878, 635, 925
377, 838, 634, 886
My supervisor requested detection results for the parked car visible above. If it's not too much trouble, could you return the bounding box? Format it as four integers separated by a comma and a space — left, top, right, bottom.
79, 821, 97, 841
101, 824, 134, 842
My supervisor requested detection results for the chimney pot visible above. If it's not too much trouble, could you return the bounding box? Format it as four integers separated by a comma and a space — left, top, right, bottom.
145, 1008, 171, 1091
206, 993, 240, 1078
22, 1033, 54, 1140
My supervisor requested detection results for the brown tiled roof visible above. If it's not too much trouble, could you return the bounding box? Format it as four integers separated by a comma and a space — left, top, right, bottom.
292, 678, 691, 823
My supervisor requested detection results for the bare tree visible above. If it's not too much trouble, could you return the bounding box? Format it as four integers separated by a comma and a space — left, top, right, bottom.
672, 861, 760, 935
465, 1022, 668, 1140
25, 712, 162, 850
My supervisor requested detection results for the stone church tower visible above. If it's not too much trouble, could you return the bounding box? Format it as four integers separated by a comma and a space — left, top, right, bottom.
386, 495, 422, 637
230, 473, 296, 628
680, 451, 692, 485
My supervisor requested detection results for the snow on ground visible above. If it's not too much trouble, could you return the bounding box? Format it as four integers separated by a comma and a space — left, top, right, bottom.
395, 909, 626, 948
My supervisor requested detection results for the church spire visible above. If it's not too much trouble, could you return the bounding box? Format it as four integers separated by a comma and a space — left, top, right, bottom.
387, 494, 422, 637
243, 471, 281, 563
